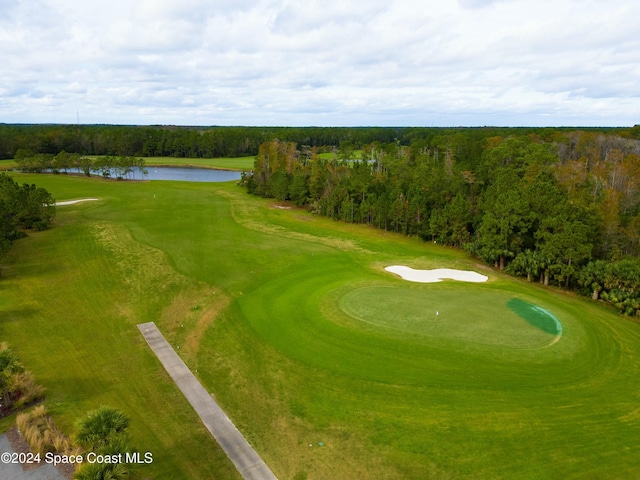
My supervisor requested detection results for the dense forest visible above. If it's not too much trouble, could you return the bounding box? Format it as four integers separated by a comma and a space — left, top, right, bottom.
243, 131, 640, 317
1, 123, 639, 160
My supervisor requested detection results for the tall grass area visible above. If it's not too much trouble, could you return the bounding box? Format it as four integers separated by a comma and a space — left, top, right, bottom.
2, 173, 640, 479
16, 405, 76, 456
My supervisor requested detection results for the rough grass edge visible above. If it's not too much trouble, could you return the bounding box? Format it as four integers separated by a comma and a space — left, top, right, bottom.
16, 404, 79, 457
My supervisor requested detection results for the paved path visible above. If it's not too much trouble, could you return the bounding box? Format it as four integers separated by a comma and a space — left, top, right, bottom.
137, 322, 277, 480
0, 435, 66, 480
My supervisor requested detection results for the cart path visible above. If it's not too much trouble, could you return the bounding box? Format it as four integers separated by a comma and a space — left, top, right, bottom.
137, 322, 278, 480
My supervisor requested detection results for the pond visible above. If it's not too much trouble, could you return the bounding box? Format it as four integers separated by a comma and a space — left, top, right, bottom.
42, 166, 244, 182
141, 167, 242, 182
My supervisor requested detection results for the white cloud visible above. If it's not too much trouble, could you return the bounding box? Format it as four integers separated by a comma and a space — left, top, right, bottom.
0, 0, 639, 126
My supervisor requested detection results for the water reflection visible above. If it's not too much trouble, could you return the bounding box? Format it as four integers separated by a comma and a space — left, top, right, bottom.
142, 167, 242, 182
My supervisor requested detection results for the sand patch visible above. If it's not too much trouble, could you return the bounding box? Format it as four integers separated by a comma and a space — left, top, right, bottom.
385, 265, 488, 283
56, 198, 99, 205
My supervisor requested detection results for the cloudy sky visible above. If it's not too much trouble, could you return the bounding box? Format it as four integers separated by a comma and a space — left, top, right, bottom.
1, 0, 638, 126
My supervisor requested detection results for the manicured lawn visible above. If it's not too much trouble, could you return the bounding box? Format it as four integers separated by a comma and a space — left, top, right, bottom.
0, 159, 16, 170
339, 283, 563, 348
120, 156, 254, 171
2, 173, 640, 479
2, 156, 256, 172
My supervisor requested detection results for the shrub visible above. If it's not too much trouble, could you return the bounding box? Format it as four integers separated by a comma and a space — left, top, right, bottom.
16, 405, 76, 456
9, 371, 45, 408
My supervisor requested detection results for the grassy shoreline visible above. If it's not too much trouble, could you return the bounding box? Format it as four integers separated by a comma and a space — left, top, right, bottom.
141, 156, 254, 171
0, 155, 255, 172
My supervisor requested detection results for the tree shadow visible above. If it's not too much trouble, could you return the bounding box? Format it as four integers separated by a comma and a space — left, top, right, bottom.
0, 308, 40, 323
507, 298, 562, 335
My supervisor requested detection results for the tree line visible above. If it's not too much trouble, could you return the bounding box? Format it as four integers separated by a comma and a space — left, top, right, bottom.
13, 150, 147, 179
2, 123, 639, 160
0, 173, 55, 275
243, 132, 640, 317
0, 124, 401, 159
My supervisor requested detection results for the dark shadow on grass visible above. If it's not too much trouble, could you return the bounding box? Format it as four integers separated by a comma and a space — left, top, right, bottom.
507, 298, 562, 335
0, 261, 60, 282
0, 308, 39, 323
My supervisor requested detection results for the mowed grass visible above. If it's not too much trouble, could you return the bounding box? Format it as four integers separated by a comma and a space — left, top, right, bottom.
2, 173, 640, 479
0, 159, 16, 170
1, 156, 255, 172
88, 155, 255, 171
144, 156, 254, 171
339, 284, 564, 349
0, 175, 241, 479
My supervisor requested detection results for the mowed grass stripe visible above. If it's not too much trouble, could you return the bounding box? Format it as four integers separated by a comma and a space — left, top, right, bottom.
142, 156, 254, 171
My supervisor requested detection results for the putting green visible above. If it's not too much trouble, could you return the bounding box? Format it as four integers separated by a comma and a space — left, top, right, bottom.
339, 284, 562, 349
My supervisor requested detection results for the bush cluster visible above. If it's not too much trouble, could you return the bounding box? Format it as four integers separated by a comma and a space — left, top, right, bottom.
16, 405, 76, 456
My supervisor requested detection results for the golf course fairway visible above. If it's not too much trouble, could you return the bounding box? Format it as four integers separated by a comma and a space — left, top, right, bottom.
1, 173, 640, 479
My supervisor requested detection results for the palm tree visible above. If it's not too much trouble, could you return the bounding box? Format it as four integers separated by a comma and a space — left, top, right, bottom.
74, 459, 134, 480
74, 407, 138, 480
75, 406, 129, 451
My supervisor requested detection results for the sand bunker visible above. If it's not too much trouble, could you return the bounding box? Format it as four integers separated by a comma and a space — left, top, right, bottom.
385, 265, 488, 283
55, 198, 99, 206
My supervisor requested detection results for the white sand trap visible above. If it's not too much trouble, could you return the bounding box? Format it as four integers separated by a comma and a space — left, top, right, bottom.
385, 265, 488, 283
55, 198, 99, 206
